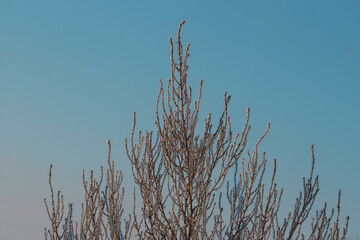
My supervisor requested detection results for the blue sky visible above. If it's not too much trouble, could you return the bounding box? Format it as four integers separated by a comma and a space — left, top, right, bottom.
0, 1, 359, 239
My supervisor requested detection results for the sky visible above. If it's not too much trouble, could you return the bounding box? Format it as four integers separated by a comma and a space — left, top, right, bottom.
0, 1, 359, 239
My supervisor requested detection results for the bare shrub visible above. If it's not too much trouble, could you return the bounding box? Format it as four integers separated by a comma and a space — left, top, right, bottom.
44, 21, 349, 240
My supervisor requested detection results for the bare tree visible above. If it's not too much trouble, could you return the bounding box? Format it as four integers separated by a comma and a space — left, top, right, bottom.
125, 20, 349, 240
45, 20, 349, 240
127, 20, 255, 239
44, 140, 132, 240
44, 165, 77, 240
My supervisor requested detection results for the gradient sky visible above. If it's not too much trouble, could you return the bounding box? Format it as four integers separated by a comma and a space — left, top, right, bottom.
0, 1, 359, 239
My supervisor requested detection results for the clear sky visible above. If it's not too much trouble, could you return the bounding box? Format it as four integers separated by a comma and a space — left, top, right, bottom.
0, 1, 359, 239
